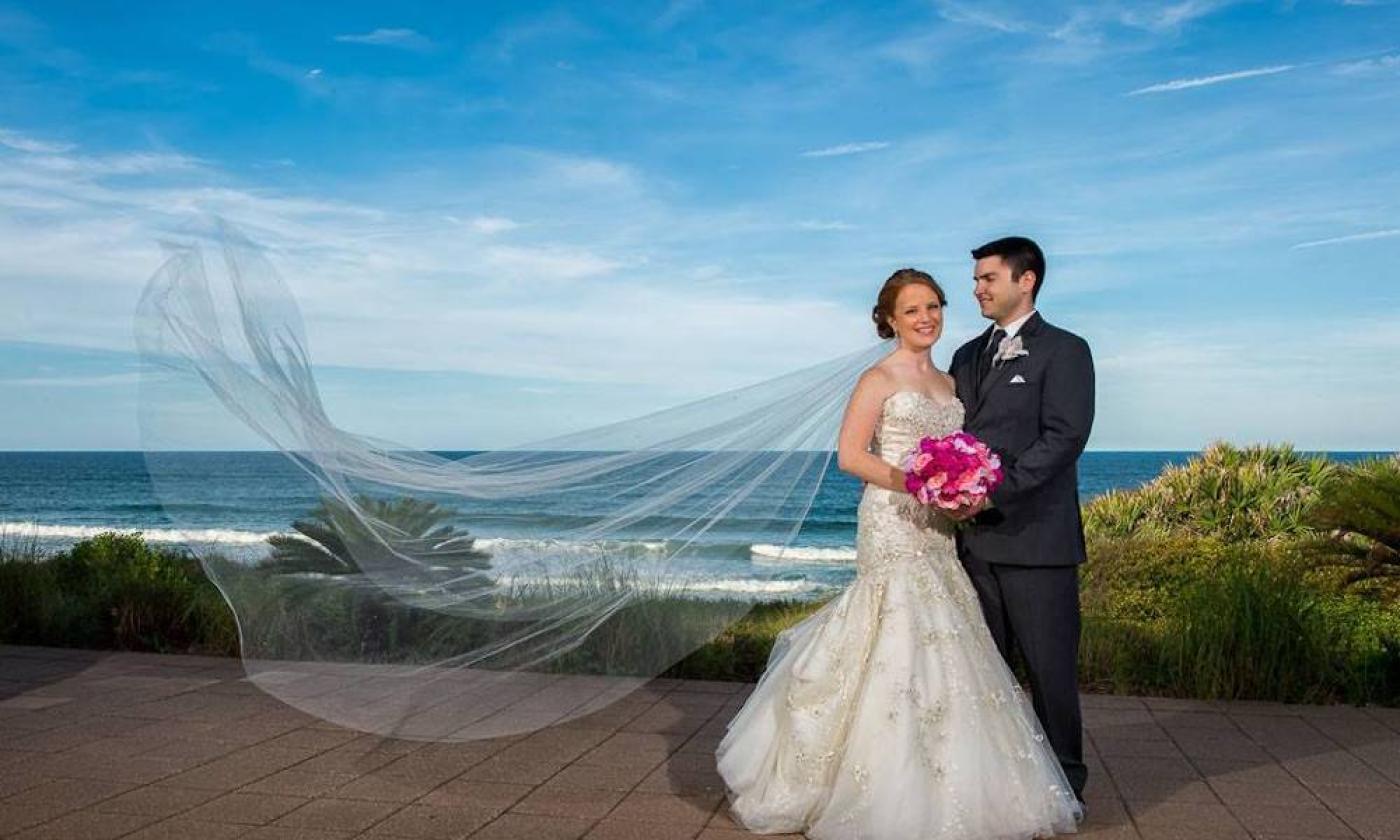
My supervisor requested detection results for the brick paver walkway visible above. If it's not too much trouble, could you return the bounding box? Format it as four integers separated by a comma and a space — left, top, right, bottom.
1, 645, 1398, 839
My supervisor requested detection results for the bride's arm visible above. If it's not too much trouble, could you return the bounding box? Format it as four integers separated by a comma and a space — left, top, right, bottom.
836, 372, 907, 493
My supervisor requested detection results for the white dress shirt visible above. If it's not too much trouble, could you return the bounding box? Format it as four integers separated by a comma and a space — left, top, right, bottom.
986, 309, 1037, 350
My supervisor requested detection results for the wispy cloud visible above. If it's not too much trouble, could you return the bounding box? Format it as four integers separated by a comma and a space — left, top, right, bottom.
934, 1, 1030, 34
1291, 228, 1400, 249
934, 0, 1240, 65
0, 6, 85, 75
0, 128, 73, 155
333, 28, 434, 52
0, 134, 866, 398
444, 215, 519, 234
26, 151, 204, 176
1128, 64, 1296, 95
800, 141, 889, 158
205, 32, 446, 111
795, 220, 854, 231
487, 12, 593, 63
1120, 0, 1239, 32
0, 372, 145, 388
653, 0, 703, 31
1332, 54, 1400, 75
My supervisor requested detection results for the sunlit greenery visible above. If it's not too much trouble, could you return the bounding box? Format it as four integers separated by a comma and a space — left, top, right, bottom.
4, 449, 1399, 705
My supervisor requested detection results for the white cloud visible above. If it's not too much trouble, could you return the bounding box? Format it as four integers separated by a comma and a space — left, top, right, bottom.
1332, 54, 1400, 76
333, 28, 434, 51
1128, 64, 1296, 95
0, 128, 73, 155
470, 216, 517, 234
206, 33, 443, 110
1086, 316, 1400, 450
795, 220, 854, 231
443, 215, 519, 234
800, 141, 890, 158
934, 1, 1030, 33
549, 157, 635, 186
476, 244, 620, 280
1, 372, 145, 387
930, 1, 1241, 65
486, 12, 593, 63
1291, 228, 1400, 249
0, 137, 871, 397
26, 151, 204, 176
1120, 0, 1238, 32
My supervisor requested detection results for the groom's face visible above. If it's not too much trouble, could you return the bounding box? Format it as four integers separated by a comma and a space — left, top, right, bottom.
973, 255, 1033, 322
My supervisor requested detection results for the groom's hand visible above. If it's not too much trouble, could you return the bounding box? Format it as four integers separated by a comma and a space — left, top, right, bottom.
946, 498, 990, 521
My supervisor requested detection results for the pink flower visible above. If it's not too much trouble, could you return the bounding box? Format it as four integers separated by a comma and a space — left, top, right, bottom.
900, 430, 1004, 511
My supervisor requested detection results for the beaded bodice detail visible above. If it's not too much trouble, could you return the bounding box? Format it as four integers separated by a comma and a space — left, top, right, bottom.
859, 390, 967, 556
871, 390, 965, 467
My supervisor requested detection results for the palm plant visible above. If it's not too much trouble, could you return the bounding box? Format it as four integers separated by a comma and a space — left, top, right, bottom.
246, 494, 497, 661
262, 494, 491, 576
1308, 456, 1400, 585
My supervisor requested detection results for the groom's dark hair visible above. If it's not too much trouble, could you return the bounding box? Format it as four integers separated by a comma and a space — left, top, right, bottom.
971, 236, 1045, 300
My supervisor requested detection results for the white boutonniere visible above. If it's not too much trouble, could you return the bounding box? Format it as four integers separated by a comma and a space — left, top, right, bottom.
993, 335, 1029, 367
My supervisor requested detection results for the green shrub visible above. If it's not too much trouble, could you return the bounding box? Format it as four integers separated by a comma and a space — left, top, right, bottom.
1085, 443, 1335, 542
0, 531, 236, 654
1080, 533, 1230, 623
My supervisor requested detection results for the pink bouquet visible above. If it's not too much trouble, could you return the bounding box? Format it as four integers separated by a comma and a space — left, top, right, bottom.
901, 431, 1004, 510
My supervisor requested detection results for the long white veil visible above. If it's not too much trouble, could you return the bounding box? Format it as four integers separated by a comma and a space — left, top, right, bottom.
134, 221, 889, 741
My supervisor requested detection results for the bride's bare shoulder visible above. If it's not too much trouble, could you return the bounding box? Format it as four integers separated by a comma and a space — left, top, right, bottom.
855, 364, 896, 396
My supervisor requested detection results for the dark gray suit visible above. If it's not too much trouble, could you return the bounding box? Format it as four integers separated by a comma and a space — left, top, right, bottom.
950, 311, 1094, 798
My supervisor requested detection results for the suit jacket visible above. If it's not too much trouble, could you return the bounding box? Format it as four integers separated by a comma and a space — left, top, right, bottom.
950, 312, 1095, 567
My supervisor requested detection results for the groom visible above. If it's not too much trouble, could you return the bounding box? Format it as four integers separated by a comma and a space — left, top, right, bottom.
948, 236, 1095, 802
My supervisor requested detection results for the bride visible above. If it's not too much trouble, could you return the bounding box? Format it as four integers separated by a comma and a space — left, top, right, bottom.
715, 269, 1082, 839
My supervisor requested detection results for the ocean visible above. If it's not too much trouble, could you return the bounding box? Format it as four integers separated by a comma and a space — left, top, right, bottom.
1, 450, 1389, 601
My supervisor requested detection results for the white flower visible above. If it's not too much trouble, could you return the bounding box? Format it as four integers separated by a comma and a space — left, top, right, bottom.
993, 335, 1029, 366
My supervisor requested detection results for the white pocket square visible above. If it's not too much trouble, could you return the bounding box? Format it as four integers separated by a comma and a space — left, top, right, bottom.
1009, 374, 1026, 384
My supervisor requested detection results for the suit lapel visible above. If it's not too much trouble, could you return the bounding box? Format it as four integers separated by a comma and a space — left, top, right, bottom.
971, 312, 1044, 416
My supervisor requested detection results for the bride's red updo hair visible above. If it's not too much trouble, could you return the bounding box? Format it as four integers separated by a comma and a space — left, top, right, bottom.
872, 268, 946, 339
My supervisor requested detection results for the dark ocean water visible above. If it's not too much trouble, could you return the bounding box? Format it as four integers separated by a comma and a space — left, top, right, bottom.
1, 450, 1389, 600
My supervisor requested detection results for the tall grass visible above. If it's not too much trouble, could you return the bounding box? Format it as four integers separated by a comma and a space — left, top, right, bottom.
1077, 534, 1400, 704
1161, 558, 1343, 702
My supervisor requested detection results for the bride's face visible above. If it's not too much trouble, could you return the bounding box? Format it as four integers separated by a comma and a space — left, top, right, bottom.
888, 284, 943, 349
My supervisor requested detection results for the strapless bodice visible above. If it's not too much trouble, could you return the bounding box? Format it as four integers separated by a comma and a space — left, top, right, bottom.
872, 390, 966, 466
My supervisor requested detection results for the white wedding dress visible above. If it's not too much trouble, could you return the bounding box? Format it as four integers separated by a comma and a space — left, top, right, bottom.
715, 390, 1082, 839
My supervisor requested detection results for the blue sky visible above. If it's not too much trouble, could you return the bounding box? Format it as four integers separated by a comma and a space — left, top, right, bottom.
1, 0, 1398, 451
